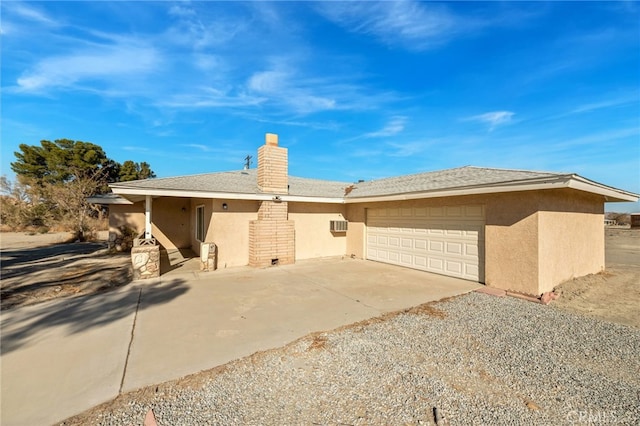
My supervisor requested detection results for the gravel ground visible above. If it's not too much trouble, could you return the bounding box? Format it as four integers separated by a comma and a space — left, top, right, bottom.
62, 292, 640, 426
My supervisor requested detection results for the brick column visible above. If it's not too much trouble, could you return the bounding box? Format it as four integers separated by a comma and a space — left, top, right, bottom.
249, 133, 295, 267
249, 201, 295, 267
257, 133, 288, 193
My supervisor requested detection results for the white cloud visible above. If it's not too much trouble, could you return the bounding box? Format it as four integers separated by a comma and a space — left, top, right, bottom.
168, 4, 197, 18
570, 94, 638, 114
194, 54, 223, 71
1, 2, 60, 36
6, 2, 397, 119
248, 70, 288, 93
386, 140, 426, 157
16, 42, 160, 92
466, 111, 515, 131
544, 127, 640, 152
160, 88, 265, 109
364, 116, 407, 138
249, 116, 341, 131
182, 143, 212, 152
316, 1, 464, 50
288, 94, 336, 113
6, 3, 58, 26
316, 2, 545, 52
243, 54, 405, 115
246, 67, 340, 114
166, 3, 245, 49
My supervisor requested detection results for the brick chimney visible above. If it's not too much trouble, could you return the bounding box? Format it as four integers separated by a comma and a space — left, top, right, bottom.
257, 133, 288, 194
249, 133, 295, 267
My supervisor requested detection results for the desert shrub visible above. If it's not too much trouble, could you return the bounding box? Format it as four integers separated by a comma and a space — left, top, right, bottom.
110, 225, 139, 252
0, 200, 54, 231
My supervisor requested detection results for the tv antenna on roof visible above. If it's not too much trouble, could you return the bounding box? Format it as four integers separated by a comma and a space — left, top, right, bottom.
244, 155, 252, 170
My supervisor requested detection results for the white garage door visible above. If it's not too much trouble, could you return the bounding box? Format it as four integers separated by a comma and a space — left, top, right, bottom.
366, 205, 484, 281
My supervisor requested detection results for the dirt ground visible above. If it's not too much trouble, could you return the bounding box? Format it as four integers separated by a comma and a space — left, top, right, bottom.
0, 231, 131, 310
552, 227, 640, 328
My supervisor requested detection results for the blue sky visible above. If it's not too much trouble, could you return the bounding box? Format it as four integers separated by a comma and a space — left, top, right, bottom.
2, 1, 639, 212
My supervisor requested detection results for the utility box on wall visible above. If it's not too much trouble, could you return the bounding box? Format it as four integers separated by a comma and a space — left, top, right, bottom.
200, 242, 217, 271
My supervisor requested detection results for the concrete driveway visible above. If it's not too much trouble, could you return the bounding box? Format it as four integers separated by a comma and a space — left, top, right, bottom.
0, 257, 480, 425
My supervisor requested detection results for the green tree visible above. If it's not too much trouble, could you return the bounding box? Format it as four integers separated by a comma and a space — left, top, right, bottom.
10, 144, 48, 181
11, 139, 110, 184
118, 160, 157, 182
8, 139, 156, 239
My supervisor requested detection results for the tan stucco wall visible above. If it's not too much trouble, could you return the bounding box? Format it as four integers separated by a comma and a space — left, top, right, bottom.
152, 197, 191, 249
484, 193, 540, 294
537, 190, 604, 294
485, 189, 604, 295
108, 188, 605, 294
109, 203, 145, 237
190, 198, 259, 268
289, 202, 347, 260
109, 198, 191, 250
211, 199, 259, 268
345, 189, 605, 296
188, 200, 348, 266
345, 204, 366, 259
112, 197, 259, 268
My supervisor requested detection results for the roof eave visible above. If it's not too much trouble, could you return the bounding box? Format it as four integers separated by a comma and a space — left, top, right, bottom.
109, 174, 639, 205
110, 187, 344, 204
87, 195, 133, 205
344, 175, 640, 204
344, 177, 573, 203
568, 176, 639, 202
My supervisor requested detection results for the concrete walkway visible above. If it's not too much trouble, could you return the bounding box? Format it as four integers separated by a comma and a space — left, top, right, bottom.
0, 258, 480, 425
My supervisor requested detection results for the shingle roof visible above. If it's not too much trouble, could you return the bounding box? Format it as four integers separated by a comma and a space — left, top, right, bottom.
289, 174, 352, 198
107, 164, 639, 203
113, 170, 260, 193
111, 166, 572, 199
111, 169, 352, 198
345, 166, 568, 198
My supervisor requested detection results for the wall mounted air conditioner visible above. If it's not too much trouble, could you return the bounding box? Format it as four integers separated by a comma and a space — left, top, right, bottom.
330, 220, 348, 232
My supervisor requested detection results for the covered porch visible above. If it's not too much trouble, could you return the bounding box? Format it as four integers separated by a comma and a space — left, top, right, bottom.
160, 248, 202, 276
89, 194, 216, 279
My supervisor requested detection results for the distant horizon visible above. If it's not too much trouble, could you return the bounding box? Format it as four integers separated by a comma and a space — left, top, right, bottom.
2, 1, 638, 212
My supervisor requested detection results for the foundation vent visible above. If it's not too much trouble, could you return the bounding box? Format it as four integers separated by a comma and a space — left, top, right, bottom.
330, 220, 348, 233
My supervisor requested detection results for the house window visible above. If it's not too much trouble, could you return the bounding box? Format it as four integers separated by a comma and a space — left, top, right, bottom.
196, 205, 205, 242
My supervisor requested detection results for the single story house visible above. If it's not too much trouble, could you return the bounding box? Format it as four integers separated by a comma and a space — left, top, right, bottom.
99, 133, 638, 296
